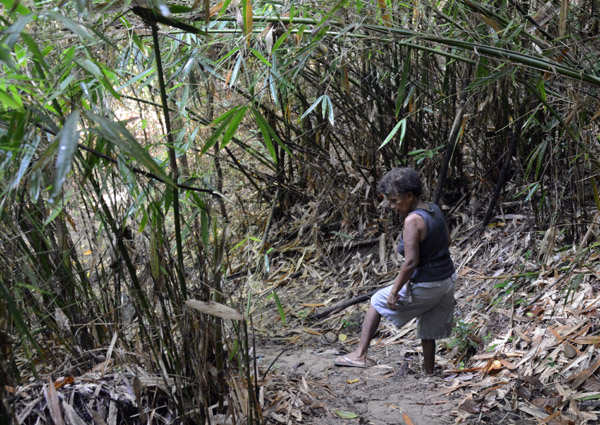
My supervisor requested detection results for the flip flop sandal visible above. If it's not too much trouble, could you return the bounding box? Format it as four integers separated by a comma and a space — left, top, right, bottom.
334, 355, 368, 368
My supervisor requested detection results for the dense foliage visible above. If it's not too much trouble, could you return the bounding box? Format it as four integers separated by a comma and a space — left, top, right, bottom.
1, 0, 599, 422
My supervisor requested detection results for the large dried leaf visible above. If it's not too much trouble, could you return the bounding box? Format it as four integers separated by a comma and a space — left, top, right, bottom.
61, 400, 88, 425
45, 379, 64, 425
187, 299, 244, 321
567, 358, 600, 389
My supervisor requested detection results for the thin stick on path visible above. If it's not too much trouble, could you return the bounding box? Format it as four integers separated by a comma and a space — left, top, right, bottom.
310, 289, 378, 320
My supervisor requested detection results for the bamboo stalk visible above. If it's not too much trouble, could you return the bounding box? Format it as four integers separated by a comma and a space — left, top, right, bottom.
151, 21, 187, 299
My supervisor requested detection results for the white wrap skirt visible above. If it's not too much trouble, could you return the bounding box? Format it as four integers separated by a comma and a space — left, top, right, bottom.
371, 274, 456, 340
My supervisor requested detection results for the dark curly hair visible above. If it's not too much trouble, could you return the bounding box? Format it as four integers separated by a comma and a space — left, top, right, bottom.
377, 168, 422, 198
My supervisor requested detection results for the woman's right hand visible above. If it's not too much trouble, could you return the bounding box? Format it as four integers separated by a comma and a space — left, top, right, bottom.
386, 290, 398, 309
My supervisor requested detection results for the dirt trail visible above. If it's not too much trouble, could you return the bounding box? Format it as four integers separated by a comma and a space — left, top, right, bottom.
257, 333, 468, 425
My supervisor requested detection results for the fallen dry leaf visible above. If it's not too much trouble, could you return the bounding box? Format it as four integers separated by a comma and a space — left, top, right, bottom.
403, 412, 415, 425
458, 395, 481, 414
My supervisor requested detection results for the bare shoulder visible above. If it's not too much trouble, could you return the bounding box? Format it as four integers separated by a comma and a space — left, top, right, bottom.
404, 212, 425, 226
404, 212, 427, 243
404, 213, 426, 232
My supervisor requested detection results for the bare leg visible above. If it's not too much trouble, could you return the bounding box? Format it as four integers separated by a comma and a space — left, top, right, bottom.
421, 339, 435, 374
343, 305, 381, 363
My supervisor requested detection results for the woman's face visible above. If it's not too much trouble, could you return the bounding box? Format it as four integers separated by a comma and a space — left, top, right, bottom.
386, 193, 414, 216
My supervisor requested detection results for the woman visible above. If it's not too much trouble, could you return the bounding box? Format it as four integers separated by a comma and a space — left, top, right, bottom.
335, 168, 456, 374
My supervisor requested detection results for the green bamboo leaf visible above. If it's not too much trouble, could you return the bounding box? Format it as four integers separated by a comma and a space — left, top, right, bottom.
12, 134, 41, 190
378, 118, 406, 150
0, 43, 14, 69
50, 110, 80, 202
538, 79, 547, 102
221, 106, 248, 149
251, 108, 277, 163
15, 282, 51, 296
526, 140, 547, 179
116, 67, 155, 92
201, 208, 210, 249
0, 88, 23, 110
272, 26, 292, 53
250, 48, 272, 67
268, 70, 280, 109
44, 202, 64, 226
200, 108, 239, 155
330, 231, 353, 239
216, 0, 233, 19
167, 3, 193, 13
323, 95, 334, 126
581, 393, 600, 401
4, 14, 34, 49
230, 54, 243, 87
253, 108, 292, 159
85, 112, 176, 188
217, 47, 240, 64
47, 11, 96, 41
524, 182, 540, 201
301, 95, 324, 120
76, 58, 120, 99
8, 85, 23, 108
268, 291, 286, 325
0, 0, 31, 15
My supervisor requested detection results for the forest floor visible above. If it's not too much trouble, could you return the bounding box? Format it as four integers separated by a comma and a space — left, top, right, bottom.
246, 214, 600, 425
9, 213, 600, 425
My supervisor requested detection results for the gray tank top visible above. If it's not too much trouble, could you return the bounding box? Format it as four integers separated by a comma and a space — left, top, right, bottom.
397, 202, 455, 283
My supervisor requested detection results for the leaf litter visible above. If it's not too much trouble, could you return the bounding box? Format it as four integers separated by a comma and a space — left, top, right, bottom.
8, 202, 600, 424
241, 211, 600, 424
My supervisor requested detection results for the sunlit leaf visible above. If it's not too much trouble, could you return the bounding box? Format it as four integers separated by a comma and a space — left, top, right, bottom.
335, 410, 359, 419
